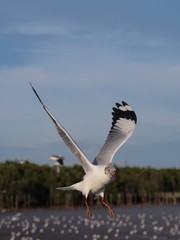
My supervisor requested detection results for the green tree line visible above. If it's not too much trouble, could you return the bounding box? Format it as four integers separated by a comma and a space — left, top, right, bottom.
0, 160, 180, 210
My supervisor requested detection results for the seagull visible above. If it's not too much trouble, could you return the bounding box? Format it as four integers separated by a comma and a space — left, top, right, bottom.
49, 155, 64, 166
30, 83, 137, 218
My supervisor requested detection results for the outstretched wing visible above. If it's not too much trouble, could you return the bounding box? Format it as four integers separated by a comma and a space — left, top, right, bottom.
93, 101, 137, 165
30, 83, 92, 173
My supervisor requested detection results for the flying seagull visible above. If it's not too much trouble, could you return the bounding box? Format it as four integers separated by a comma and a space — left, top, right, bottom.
30, 83, 137, 218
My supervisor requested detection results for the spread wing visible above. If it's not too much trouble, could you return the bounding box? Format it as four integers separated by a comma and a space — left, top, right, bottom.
93, 101, 137, 165
30, 83, 92, 173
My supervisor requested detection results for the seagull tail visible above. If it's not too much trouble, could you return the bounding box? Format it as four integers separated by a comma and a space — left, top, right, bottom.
56, 185, 74, 191
56, 182, 83, 192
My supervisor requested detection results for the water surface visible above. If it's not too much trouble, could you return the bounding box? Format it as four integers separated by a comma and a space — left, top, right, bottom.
1, 205, 180, 239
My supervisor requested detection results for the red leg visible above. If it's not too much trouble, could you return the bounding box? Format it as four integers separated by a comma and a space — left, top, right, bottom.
85, 198, 92, 218
101, 197, 115, 217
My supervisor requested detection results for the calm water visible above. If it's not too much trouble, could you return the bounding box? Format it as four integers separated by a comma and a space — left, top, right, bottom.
1, 205, 180, 240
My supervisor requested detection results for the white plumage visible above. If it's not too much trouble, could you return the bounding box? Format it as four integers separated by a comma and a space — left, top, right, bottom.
30, 83, 137, 218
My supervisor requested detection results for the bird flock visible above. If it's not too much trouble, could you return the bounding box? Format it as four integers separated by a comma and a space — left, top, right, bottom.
1, 206, 180, 240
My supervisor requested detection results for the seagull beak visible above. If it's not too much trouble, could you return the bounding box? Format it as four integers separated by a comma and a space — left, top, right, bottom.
111, 172, 117, 181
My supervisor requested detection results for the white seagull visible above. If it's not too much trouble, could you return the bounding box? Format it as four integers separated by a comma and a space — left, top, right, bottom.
30, 83, 137, 218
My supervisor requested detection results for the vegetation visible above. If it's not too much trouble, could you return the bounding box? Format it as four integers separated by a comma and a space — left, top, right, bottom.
0, 160, 180, 210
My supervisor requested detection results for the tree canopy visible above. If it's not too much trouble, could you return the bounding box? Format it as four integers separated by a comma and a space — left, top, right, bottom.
0, 160, 180, 209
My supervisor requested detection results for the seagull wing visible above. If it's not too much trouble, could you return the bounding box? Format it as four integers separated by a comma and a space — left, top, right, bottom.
93, 101, 137, 165
30, 83, 92, 173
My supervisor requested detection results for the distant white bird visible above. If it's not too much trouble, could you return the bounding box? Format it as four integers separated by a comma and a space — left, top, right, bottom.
49, 155, 64, 165
30, 83, 137, 218
49, 155, 64, 177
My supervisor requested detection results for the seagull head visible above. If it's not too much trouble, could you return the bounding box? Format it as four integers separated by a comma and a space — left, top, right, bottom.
104, 163, 116, 181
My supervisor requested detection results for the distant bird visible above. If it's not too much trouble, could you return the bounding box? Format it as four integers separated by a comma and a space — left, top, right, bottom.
49, 155, 64, 177
30, 83, 137, 218
49, 155, 64, 166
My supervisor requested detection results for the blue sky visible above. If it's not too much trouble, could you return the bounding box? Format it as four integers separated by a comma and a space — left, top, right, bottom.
0, 0, 180, 168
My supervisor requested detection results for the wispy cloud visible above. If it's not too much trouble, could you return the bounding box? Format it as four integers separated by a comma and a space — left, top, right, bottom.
4, 22, 76, 36
1, 18, 168, 50
1, 59, 180, 88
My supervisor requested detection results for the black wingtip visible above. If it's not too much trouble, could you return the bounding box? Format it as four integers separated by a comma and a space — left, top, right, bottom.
112, 101, 137, 126
122, 101, 128, 106
29, 82, 35, 93
116, 101, 129, 108
115, 102, 121, 108
29, 82, 45, 107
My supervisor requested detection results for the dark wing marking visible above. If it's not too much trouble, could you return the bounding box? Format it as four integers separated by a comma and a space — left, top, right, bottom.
93, 101, 137, 165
